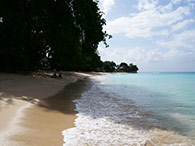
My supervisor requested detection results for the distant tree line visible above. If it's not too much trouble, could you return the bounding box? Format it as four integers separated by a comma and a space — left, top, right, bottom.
0, 0, 111, 72
100, 61, 139, 73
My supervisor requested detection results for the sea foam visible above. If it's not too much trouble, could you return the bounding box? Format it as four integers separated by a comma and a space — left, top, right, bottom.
62, 83, 194, 146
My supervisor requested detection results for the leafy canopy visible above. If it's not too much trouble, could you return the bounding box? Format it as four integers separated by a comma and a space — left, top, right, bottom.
0, 0, 110, 72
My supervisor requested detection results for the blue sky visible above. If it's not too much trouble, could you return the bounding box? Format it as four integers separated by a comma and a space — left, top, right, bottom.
98, 0, 195, 72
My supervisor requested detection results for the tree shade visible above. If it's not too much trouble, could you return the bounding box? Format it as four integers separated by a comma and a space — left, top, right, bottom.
0, 0, 110, 72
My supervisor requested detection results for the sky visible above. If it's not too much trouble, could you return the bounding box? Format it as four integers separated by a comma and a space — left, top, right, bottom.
98, 0, 195, 72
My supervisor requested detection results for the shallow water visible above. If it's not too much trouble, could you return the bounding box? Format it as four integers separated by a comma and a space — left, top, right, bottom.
62, 73, 195, 145
102, 73, 195, 139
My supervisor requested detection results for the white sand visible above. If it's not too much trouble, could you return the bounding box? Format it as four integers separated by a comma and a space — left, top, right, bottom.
0, 72, 90, 145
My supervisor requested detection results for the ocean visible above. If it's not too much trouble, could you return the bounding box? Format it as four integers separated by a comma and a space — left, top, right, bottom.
62, 72, 195, 145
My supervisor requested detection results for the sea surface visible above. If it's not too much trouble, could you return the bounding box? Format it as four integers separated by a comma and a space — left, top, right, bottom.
63, 72, 195, 145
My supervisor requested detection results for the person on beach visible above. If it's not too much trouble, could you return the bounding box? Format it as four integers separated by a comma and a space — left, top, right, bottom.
58, 72, 63, 78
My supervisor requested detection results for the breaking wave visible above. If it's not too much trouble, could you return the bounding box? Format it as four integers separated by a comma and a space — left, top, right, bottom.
62, 84, 194, 146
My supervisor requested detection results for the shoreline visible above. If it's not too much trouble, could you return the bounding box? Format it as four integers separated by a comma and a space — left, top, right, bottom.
62, 75, 195, 146
1, 72, 194, 145
11, 78, 93, 146
0, 72, 94, 145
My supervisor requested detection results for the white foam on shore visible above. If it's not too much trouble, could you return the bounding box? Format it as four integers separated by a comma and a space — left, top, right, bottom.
0, 99, 32, 146
62, 85, 194, 146
63, 86, 148, 146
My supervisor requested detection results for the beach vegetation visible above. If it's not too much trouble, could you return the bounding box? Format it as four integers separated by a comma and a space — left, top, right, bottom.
100, 61, 139, 73
0, 0, 110, 72
117, 62, 139, 73
0, 0, 139, 73
101, 61, 116, 72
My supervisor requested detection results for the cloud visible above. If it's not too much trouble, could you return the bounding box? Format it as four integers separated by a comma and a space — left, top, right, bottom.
105, 1, 191, 38
99, 45, 195, 68
137, 0, 158, 11
171, 0, 182, 4
99, 46, 165, 63
100, 0, 115, 15
158, 30, 195, 53
100, 29, 195, 63
98, 0, 195, 71
171, 19, 195, 31
160, 3, 173, 12
157, 29, 195, 63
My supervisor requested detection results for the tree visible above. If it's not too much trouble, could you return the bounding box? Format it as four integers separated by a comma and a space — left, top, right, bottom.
102, 61, 116, 72
129, 63, 139, 73
116, 62, 139, 73
0, 0, 110, 72
117, 62, 129, 72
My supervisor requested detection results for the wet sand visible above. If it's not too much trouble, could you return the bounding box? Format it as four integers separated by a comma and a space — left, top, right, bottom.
0, 99, 29, 132
10, 79, 92, 146
0, 72, 93, 145
1, 72, 195, 145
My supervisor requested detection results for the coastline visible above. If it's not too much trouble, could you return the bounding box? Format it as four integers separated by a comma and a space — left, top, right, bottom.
1, 72, 194, 145
0, 72, 94, 145
63, 73, 195, 146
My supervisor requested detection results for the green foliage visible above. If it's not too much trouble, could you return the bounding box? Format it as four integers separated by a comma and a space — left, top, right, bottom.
0, 0, 109, 72
102, 61, 116, 72
117, 62, 129, 72
117, 62, 139, 73
128, 63, 139, 73
101, 61, 139, 73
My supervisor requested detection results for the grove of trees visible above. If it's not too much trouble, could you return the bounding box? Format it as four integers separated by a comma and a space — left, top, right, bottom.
0, 0, 139, 73
0, 0, 111, 72
101, 61, 139, 73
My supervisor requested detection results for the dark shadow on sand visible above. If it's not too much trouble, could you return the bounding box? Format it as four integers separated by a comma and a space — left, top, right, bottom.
0, 74, 193, 139
36, 77, 192, 139
37, 78, 92, 115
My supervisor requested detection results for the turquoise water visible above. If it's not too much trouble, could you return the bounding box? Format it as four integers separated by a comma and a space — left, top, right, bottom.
101, 72, 195, 139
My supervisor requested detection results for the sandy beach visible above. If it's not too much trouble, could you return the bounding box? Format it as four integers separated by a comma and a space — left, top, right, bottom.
0, 72, 93, 146
1, 72, 194, 146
